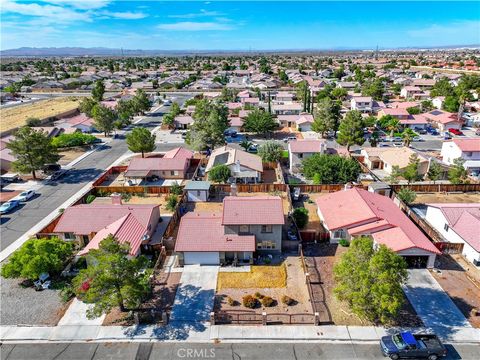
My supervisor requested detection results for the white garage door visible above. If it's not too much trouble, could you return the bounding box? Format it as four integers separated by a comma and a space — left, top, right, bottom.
184, 252, 220, 265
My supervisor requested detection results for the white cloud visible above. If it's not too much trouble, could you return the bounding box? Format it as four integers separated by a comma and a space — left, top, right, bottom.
1, 0, 91, 22
39, 0, 111, 10
407, 20, 480, 39
168, 9, 223, 19
157, 21, 233, 31
101, 11, 147, 20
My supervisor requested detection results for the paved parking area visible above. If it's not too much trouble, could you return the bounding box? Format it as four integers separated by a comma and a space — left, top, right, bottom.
403, 269, 471, 337
170, 265, 218, 323
155, 129, 185, 144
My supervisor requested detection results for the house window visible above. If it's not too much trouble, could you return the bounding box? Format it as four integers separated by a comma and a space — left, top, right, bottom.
332, 229, 346, 239
465, 152, 472, 157
64, 233, 76, 240
298, 153, 303, 158
170, 171, 175, 176
239, 225, 250, 234
258, 241, 276, 249
261, 225, 273, 233
444, 223, 449, 232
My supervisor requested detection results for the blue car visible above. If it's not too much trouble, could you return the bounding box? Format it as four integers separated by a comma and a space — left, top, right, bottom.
0, 200, 20, 214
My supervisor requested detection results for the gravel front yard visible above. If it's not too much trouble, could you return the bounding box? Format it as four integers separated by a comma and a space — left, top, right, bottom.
0, 278, 68, 326
215, 256, 312, 314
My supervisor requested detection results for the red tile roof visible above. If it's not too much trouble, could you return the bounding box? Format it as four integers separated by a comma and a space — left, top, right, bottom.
127, 147, 193, 172
174, 212, 255, 252
54, 203, 157, 235
316, 188, 440, 254
289, 139, 325, 153
452, 139, 480, 152
222, 196, 285, 225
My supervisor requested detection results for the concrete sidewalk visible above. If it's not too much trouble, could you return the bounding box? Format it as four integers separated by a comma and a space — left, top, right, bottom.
57, 299, 105, 326
2, 323, 479, 343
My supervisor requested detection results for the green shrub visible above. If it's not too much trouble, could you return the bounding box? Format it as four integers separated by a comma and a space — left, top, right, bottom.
397, 188, 417, 204
121, 192, 132, 202
281, 295, 294, 306
242, 295, 257, 308
254, 292, 264, 299
85, 194, 96, 204
292, 207, 309, 229
208, 164, 231, 183
26, 117, 42, 127
166, 195, 178, 211
261, 296, 274, 307
51, 132, 98, 148
339, 239, 350, 247
60, 284, 75, 303
170, 182, 183, 196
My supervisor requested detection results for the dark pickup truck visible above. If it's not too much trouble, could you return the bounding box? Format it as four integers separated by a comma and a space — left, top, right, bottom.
380, 332, 447, 360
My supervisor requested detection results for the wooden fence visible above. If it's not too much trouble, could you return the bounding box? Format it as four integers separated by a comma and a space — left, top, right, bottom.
162, 193, 188, 240
92, 166, 128, 187
391, 183, 480, 193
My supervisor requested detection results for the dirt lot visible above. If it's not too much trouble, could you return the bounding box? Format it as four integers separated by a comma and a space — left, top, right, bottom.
413, 192, 480, 204
1, 97, 81, 132
92, 194, 174, 214
430, 254, 480, 328
215, 256, 312, 314
58, 146, 90, 166
103, 266, 181, 326
303, 243, 423, 327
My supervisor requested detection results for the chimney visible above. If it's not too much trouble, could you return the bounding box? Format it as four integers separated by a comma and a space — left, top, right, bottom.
234, 159, 241, 173
111, 193, 122, 205
344, 183, 352, 191
230, 183, 237, 196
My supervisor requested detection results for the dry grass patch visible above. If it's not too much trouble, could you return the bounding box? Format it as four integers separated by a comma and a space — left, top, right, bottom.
1, 97, 81, 132
217, 264, 287, 290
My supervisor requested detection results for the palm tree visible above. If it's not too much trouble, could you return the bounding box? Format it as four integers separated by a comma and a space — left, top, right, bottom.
402, 128, 415, 147
240, 139, 253, 151
386, 118, 400, 138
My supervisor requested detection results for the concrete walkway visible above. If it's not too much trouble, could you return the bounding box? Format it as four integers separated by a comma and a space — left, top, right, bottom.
57, 299, 105, 326
169, 265, 219, 323
403, 269, 473, 339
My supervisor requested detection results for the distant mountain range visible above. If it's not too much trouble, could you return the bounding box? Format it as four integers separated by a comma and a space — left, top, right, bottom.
1, 45, 479, 57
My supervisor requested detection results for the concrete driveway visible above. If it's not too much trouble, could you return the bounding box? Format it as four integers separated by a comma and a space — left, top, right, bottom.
403, 269, 472, 338
169, 265, 218, 323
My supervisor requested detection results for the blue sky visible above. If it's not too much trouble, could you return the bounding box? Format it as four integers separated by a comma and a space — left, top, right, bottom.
1, 1, 479, 50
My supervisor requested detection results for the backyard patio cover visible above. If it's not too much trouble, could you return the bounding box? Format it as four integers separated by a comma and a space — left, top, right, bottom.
124, 169, 151, 178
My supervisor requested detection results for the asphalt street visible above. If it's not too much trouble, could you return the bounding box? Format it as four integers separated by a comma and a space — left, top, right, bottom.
0, 94, 191, 250
0, 342, 478, 360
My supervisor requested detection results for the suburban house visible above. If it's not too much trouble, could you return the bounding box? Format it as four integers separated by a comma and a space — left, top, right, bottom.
277, 114, 313, 130
0, 136, 15, 173
400, 114, 430, 130
424, 110, 463, 132
350, 96, 373, 113
275, 91, 295, 102
272, 103, 303, 115
227, 116, 244, 132
184, 180, 211, 202
377, 108, 410, 120
361, 147, 429, 176
206, 146, 263, 183
441, 139, 480, 174
174, 115, 194, 130
125, 147, 194, 183
316, 188, 440, 268
424, 203, 480, 266
288, 139, 326, 173
175, 196, 285, 265
400, 86, 424, 99
53, 195, 160, 257
60, 113, 95, 133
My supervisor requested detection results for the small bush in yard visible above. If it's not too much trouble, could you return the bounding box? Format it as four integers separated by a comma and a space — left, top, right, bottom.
85, 194, 96, 204
170, 182, 183, 196
227, 296, 235, 306
261, 296, 274, 307
60, 284, 75, 303
166, 195, 178, 211
242, 295, 257, 309
339, 239, 350, 247
292, 207, 309, 229
281, 295, 294, 306
254, 292, 264, 299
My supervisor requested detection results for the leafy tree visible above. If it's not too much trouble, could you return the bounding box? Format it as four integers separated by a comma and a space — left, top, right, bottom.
333, 65, 345, 79
92, 104, 116, 136
330, 87, 348, 101
240, 139, 253, 151
361, 79, 385, 100
292, 207, 309, 229
1, 238, 73, 281
73, 236, 151, 318
79, 97, 98, 117
170, 182, 183, 196
386, 118, 401, 137
430, 77, 454, 97
166, 195, 178, 211
397, 188, 417, 204
208, 164, 231, 183
442, 95, 460, 112
132, 89, 151, 114
385, 165, 402, 184
312, 97, 340, 137
170, 102, 181, 117
427, 161, 442, 184
421, 100, 434, 112
187, 99, 229, 150
406, 106, 421, 115
7, 126, 59, 179
116, 99, 135, 122
243, 109, 277, 137
448, 158, 468, 184
91, 80, 105, 102
334, 237, 408, 324
258, 140, 283, 162
126, 128, 156, 158
162, 113, 175, 128
301, 154, 361, 184
295, 81, 308, 103
337, 110, 365, 151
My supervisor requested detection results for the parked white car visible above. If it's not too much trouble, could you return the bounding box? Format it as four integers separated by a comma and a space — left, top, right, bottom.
14, 190, 36, 202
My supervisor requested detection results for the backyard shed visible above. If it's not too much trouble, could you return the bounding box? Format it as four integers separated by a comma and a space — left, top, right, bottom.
184, 180, 211, 202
